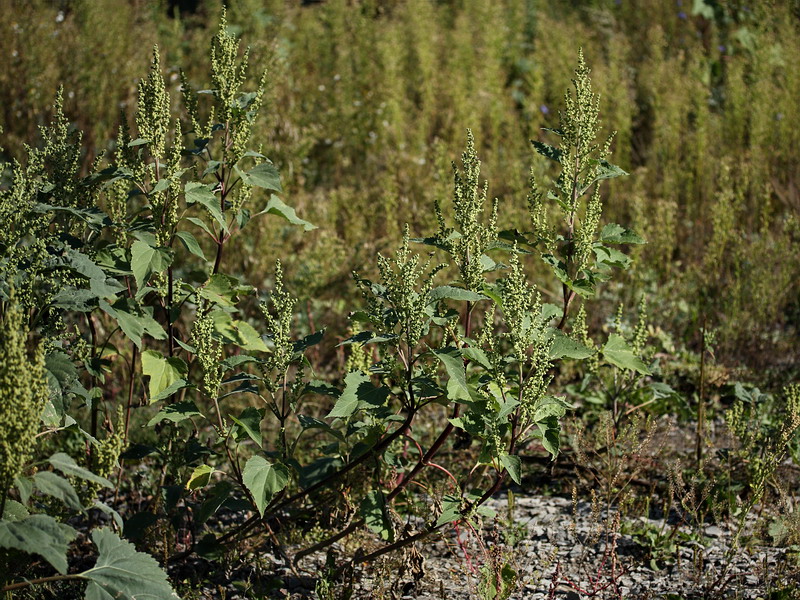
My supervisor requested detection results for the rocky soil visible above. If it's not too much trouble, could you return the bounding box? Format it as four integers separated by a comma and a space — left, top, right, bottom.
173, 491, 798, 600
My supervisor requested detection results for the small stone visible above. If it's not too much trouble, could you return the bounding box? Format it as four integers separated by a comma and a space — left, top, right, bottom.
705, 525, 724, 538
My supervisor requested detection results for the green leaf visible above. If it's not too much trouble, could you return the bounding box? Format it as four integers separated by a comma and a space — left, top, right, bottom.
208, 310, 269, 352
582, 160, 628, 193
258, 195, 316, 231
435, 494, 463, 527
0, 515, 77, 574
230, 407, 264, 447
462, 347, 492, 370
147, 400, 204, 426
33, 471, 83, 511
500, 454, 522, 485
2, 499, 29, 521
197, 482, 233, 525
433, 347, 470, 402
141, 350, 188, 401
531, 140, 562, 162
548, 330, 594, 360
325, 371, 390, 419
199, 274, 241, 308
360, 491, 394, 541
428, 286, 488, 304
600, 223, 645, 245
150, 378, 192, 403
186, 464, 215, 490
533, 396, 571, 422
82, 528, 179, 600
602, 334, 651, 375
185, 181, 227, 233
175, 230, 207, 260
238, 162, 282, 192
48, 452, 113, 488
241, 456, 289, 517
99, 298, 166, 349
130, 240, 171, 291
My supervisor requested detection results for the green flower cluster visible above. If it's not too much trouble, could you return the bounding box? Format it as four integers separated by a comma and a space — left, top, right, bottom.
0, 299, 47, 509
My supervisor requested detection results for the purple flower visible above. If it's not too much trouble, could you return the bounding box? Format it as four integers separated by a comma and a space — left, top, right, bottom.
718, 44, 726, 53
540, 104, 549, 115
678, 11, 687, 19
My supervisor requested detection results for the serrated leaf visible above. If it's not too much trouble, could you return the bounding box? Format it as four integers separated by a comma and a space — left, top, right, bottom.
150, 378, 192, 403
531, 140, 563, 161
141, 350, 188, 401
548, 330, 594, 360
500, 454, 522, 485
186, 464, 215, 490
360, 491, 394, 541
0, 515, 77, 574
462, 347, 492, 369
435, 494, 463, 527
326, 371, 390, 419
185, 181, 227, 233
199, 274, 240, 307
428, 286, 488, 304
433, 347, 470, 402
2, 499, 29, 521
33, 471, 83, 511
258, 195, 315, 231
48, 452, 113, 488
230, 407, 264, 447
602, 334, 651, 375
82, 528, 179, 600
197, 482, 233, 525
600, 223, 645, 245
147, 400, 203, 426
175, 230, 207, 260
130, 240, 171, 291
242, 456, 289, 517
238, 162, 282, 192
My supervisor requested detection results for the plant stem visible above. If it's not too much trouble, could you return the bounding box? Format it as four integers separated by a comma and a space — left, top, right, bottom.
1, 574, 82, 593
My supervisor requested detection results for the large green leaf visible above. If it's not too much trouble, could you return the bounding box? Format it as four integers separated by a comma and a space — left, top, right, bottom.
325, 371, 390, 419
601, 334, 651, 375
433, 347, 470, 402
99, 298, 166, 349
33, 471, 83, 511
258, 195, 315, 231
48, 452, 113, 488
185, 181, 227, 233
237, 162, 282, 192
241, 456, 289, 517
427, 285, 488, 304
82, 528, 179, 600
186, 464, 215, 491
230, 407, 264, 447
499, 454, 522, 485
0, 515, 77, 574
141, 350, 188, 401
600, 223, 645, 245
360, 491, 394, 541
548, 330, 594, 360
130, 240, 171, 291
147, 400, 203, 426
198, 274, 240, 308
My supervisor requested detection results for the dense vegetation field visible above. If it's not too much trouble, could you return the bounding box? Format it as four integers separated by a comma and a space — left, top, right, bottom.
1, 1, 799, 598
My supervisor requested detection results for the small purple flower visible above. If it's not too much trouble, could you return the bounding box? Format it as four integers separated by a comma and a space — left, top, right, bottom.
718, 44, 726, 53
540, 104, 549, 115
678, 10, 687, 19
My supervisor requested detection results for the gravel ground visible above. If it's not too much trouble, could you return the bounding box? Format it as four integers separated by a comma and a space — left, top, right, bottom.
175, 491, 798, 599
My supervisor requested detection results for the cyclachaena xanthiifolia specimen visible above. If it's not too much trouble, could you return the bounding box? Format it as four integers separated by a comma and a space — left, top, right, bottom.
0, 299, 47, 515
